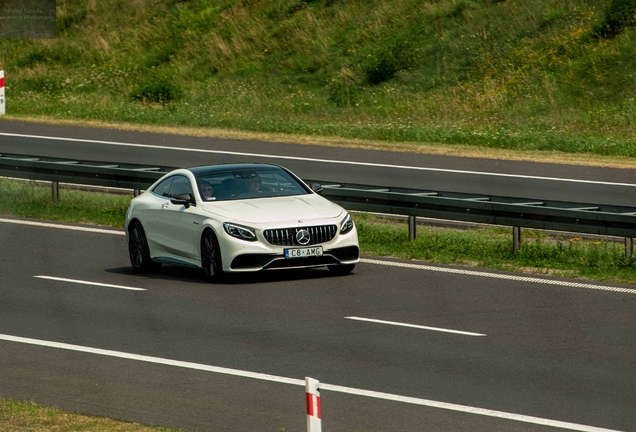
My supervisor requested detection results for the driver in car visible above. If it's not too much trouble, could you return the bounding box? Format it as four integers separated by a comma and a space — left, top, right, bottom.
200, 180, 215, 201
246, 175, 261, 195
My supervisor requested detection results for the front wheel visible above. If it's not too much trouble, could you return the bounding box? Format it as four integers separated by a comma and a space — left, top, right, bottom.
128, 221, 162, 273
328, 263, 355, 275
201, 230, 224, 282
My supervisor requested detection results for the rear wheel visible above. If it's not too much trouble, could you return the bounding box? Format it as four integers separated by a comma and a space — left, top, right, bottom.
128, 221, 162, 273
201, 230, 224, 282
328, 263, 355, 275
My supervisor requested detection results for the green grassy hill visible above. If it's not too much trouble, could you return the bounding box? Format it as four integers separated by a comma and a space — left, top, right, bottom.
2, 0, 636, 157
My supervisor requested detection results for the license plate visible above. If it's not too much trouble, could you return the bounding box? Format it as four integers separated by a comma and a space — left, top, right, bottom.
284, 246, 323, 258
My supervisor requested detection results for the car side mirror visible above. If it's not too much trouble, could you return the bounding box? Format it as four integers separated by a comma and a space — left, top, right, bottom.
309, 183, 323, 194
171, 193, 194, 208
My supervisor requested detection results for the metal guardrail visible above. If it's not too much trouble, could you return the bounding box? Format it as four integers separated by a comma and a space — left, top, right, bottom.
308, 180, 636, 257
310, 180, 636, 237
1, 153, 635, 257
0, 152, 173, 191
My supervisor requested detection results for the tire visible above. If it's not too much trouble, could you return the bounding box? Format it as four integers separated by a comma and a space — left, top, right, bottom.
201, 230, 224, 282
328, 263, 355, 275
128, 221, 162, 273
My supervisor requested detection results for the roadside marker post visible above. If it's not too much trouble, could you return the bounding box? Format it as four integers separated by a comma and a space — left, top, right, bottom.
0, 70, 5, 115
306, 377, 322, 432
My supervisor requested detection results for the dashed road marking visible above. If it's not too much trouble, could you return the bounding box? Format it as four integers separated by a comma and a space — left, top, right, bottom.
34, 275, 146, 291
345, 316, 486, 336
2, 217, 634, 295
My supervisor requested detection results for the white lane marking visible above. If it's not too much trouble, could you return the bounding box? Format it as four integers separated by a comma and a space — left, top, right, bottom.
34, 276, 146, 291
345, 316, 486, 336
0, 217, 125, 235
0, 333, 303, 385
2, 218, 634, 295
0, 333, 622, 432
318, 383, 622, 432
2, 132, 635, 187
360, 258, 636, 295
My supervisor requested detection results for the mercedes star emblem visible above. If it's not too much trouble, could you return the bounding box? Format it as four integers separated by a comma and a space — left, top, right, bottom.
296, 229, 311, 245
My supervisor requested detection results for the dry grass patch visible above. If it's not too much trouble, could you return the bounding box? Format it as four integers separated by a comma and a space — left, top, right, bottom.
0, 399, 180, 432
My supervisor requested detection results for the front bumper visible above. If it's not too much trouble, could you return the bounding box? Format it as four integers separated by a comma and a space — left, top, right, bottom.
218, 226, 359, 272
230, 245, 359, 271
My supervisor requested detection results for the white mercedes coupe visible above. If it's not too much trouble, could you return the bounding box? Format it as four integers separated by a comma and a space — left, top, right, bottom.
125, 163, 359, 281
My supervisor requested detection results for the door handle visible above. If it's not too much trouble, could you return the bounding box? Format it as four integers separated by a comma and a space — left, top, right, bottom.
162, 203, 169, 209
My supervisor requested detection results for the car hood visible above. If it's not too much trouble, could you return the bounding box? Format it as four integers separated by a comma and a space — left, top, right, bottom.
201, 194, 344, 225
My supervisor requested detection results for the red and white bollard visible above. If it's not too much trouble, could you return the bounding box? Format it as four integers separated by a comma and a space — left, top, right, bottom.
0, 70, 5, 115
305, 377, 321, 432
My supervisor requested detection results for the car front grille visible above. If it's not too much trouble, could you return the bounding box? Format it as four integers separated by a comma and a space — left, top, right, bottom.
264, 225, 337, 246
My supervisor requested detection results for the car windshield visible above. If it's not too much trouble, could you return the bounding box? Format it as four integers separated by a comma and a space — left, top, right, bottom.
194, 167, 310, 202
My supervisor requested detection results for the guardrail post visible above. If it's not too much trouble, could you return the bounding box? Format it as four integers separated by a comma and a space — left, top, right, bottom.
52, 181, 59, 202
513, 226, 521, 252
408, 215, 417, 241
134, 189, 141, 197
306, 377, 321, 432
626, 238, 633, 260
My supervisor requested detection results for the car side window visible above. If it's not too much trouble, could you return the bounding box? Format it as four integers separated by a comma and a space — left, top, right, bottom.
152, 176, 174, 197
169, 175, 194, 199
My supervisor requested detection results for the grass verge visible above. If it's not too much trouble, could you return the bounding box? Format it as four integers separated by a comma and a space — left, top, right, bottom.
1, 0, 636, 160
0, 179, 130, 227
0, 399, 180, 432
1, 178, 633, 285
357, 214, 635, 285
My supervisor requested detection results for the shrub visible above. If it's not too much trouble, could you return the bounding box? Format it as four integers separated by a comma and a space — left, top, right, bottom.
361, 36, 419, 85
130, 74, 184, 103
594, 0, 636, 38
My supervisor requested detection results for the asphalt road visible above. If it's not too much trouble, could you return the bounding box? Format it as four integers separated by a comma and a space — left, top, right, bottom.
1, 217, 635, 431
1, 120, 636, 431
1, 120, 635, 206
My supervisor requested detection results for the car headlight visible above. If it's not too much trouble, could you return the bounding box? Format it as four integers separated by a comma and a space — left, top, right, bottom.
340, 212, 354, 234
223, 222, 257, 241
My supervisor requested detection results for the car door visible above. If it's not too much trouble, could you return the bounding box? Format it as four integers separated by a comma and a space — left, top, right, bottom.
155, 175, 199, 260
142, 175, 174, 254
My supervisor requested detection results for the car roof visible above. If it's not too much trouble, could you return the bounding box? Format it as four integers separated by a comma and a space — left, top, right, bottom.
186, 163, 283, 176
